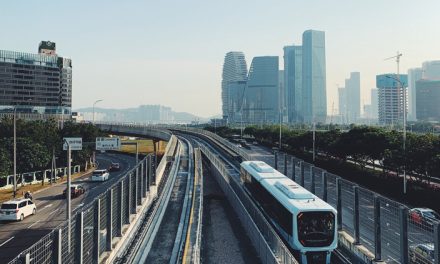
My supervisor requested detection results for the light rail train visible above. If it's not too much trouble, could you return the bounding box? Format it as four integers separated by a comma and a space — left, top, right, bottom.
240, 161, 337, 264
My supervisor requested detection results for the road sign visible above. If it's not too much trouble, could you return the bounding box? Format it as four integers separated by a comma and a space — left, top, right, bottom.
63, 138, 82, 151
96, 137, 121, 150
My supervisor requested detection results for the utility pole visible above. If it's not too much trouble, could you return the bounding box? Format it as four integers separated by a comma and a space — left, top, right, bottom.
385, 52, 406, 194
66, 141, 72, 252
312, 122, 316, 162
13, 107, 17, 198
92, 99, 103, 124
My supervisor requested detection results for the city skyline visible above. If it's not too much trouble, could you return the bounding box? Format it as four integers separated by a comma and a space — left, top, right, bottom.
2, 1, 440, 118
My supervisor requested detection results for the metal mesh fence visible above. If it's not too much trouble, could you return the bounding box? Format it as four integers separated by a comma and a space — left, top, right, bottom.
112, 185, 120, 238
303, 162, 313, 191
99, 195, 107, 256
379, 197, 402, 263
130, 173, 136, 213
82, 206, 95, 264
123, 176, 129, 225
61, 217, 76, 264
408, 208, 437, 264
326, 173, 338, 209
358, 187, 375, 252
341, 180, 355, 236
313, 167, 325, 199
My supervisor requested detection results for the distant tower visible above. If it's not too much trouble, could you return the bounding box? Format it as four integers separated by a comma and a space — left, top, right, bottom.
345, 72, 360, 123
221, 52, 247, 122
407, 68, 422, 121
284, 45, 302, 123
243, 56, 279, 124
302, 30, 327, 123
377, 74, 408, 125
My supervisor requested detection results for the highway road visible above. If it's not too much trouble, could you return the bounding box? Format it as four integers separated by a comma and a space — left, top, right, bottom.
0, 152, 136, 263
242, 143, 434, 264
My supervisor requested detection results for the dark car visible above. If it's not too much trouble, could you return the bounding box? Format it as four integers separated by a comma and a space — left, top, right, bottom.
409, 208, 440, 230
109, 162, 121, 172
409, 243, 434, 263
63, 184, 85, 198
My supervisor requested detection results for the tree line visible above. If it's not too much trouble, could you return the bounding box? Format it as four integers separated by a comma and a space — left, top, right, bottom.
206, 125, 440, 183
0, 118, 104, 177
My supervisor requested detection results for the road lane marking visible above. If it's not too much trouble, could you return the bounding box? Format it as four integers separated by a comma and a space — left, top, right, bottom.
49, 209, 60, 215
43, 204, 53, 209
27, 220, 41, 229
0, 237, 14, 247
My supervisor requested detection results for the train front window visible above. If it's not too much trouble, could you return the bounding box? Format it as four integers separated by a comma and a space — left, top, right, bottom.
297, 211, 335, 247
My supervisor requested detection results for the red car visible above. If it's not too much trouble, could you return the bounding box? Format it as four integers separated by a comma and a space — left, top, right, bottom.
63, 184, 85, 198
409, 208, 440, 230
108, 162, 121, 172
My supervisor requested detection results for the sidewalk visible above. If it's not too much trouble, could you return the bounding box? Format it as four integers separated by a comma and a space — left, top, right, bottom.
0, 166, 95, 204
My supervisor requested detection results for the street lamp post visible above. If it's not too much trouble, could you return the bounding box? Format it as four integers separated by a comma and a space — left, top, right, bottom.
386, 75, 407, 194
92, 99, 103, 124
13, 107, 17, 198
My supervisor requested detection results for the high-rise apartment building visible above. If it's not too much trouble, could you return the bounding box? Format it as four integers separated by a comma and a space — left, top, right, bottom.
0, 41, 72, 120
243, 56, 279, 124
376, 74, 408, 125
345, 72, 360, 123
302, 30, 326, 123
416, 80, 440, 122
283, 45, 302, 123
407, 68, 422, 121
221, 51, 247, 122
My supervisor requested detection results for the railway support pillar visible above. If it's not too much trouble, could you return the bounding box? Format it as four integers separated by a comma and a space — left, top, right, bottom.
283, 153, 288, 175
274, 151, 278, 170
310, 166, 315, 193
374, 195, 382, 261
322, 171, 328, 202
144, 158, 149, 194
353, 186, 360, 244
434, 222, 440, 264
140, 162, 144, 199
117, 181, 123, 236
399, 206, 408, 264
299, 161, 305, 187
291, 156, 296, 180
336, 177, 342, 231
75, 211, 84, 264
54, 228, 62, 264
93, 198, 101, 263
126, 176, 131, 224
106, 189, 113, 250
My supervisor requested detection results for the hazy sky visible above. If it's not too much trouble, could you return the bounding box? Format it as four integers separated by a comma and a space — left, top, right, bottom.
2, 1, 440, 118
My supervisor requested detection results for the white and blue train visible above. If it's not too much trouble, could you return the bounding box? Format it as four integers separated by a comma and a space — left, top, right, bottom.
240, 161, 337, 264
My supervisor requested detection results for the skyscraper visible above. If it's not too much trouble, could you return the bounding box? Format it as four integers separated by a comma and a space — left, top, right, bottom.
345, 72, 360, 123
407, 68, 422, 121
370, 88, 378, 119
416, 80, 440, 122
422, 60, 440, 80
376, 74, 408, 125
221, 52, 247, 122
0, 41, 72, 120
338, 87, 346, 122
243, 56, 279, 124
302, 30, 326, 123
283, 45, 302, 123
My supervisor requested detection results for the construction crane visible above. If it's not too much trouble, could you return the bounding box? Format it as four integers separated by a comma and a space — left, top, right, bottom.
384, 51, 403, 76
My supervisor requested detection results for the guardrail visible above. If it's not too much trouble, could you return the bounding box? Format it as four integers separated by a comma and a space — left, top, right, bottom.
8, 135, 179, 264
275, 152, 440, 264
200, 144, 299, 264
0, 165, 82, 190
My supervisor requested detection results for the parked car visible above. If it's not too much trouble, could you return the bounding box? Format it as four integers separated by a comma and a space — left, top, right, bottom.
0, 198, 36, 221
91, 169, 109, 181
409, 243, 434, 263
409, 208, 440, 230
63, 184, 85, 198
109, 162, 121, 172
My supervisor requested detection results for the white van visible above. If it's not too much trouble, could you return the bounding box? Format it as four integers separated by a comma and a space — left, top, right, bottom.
91, 169, 109, 182
0, 198, 36, 221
